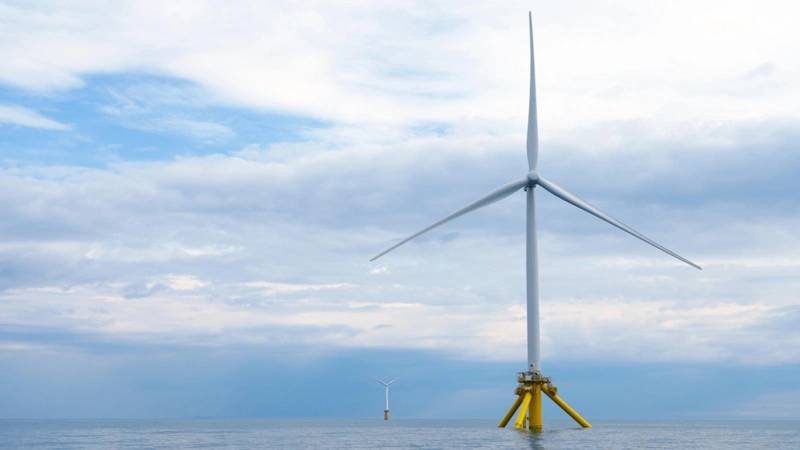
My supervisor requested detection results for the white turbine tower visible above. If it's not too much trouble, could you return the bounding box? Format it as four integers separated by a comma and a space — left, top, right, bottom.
376, 378, 398, 420
371, 12, 701, 432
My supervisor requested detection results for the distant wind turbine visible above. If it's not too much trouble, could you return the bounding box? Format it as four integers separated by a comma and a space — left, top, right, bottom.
375, 378, 398, 421
371, 12, 701, 432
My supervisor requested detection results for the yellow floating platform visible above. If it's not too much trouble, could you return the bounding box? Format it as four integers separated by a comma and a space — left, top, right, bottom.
498, 372, 591, 431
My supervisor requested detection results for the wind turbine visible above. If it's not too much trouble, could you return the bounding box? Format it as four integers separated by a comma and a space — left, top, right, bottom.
371, 12, 701, 432
375, 378, 398, 420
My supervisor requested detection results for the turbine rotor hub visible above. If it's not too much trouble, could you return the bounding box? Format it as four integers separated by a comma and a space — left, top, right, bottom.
526, 171, 540, 185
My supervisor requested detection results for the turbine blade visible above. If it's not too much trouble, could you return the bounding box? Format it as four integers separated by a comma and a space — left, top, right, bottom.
527, 11, 538, 170
387, 378, 398, 385
371, 178, 529, 261
537, 177, 702, 270
375, 379, 387, 386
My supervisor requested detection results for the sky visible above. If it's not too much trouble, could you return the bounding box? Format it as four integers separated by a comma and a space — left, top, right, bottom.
1, 0, 799, 420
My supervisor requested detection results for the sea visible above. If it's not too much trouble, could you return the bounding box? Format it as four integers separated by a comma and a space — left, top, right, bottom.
1, 419, 798, 449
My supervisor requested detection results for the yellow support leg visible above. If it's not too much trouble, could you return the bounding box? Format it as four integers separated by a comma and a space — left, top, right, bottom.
498, 394, 524, 428
514, 392, 532, 429
529, 382, 543, 432
543, 385, 592, 428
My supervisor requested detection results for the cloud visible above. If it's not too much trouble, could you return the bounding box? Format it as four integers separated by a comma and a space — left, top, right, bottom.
0, 122, 798, 364
2, 0, 799, 133
0, 2, 798, 370
98, 82, 235, 142
0, 104, 69, 130
369, 266, 389, 275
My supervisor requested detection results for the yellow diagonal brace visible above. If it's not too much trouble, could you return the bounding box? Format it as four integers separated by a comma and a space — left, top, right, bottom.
514, 392, 532, 429
498, 394, 524, 428
543, 385, 591, 428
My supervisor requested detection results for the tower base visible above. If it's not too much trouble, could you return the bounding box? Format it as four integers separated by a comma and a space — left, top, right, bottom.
384, 409, 389, 421
498, 371, 591, 431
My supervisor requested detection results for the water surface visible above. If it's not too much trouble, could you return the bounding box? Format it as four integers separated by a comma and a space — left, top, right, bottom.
1, 419, 798, 449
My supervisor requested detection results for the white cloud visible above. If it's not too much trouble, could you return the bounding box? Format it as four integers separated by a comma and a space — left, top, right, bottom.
2, 277, 799, 365
369, 266, 389, 275
164, 274, 207, 291
0, 1, 798, 367
1, 0, 799, 139
0, 119, 797, 363
159, 118, 234, 141
242, 281, 357, 296
0, 104, 69, 130
98, 85, 235, 142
